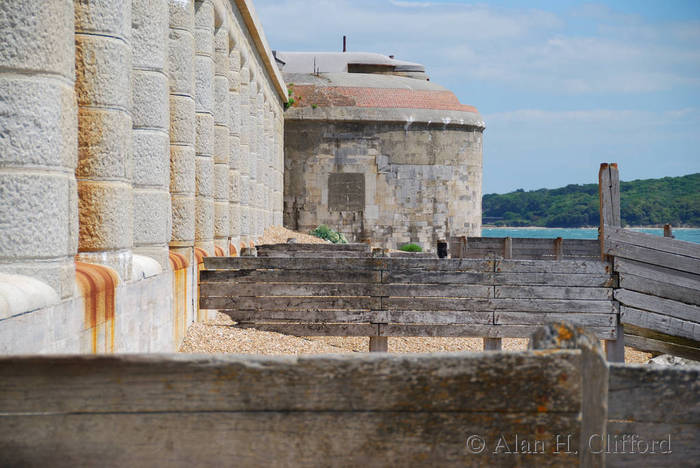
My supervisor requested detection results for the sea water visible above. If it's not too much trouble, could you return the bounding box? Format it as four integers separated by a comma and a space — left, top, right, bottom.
482, 227, 700, 244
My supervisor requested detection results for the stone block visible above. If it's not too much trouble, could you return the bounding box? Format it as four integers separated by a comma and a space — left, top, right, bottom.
133, 130, 170, 188
132, 70, 169, 130
169, 0, 194, 30
0, 77, 76, 170
229, 135, 241, 169
228, 93, 241, 135
214, 201, 229, 237
195, 113, 214, 156
213, 125, 229, 164
0, 1, 74, 77
77, 180, 133, 251
229, 171, 240, 202
213, 163, 229, 200
74, 0, 131, 40
195, 198, 214, 240
214, 32, 229, 77
195, 156, 214, 197
133, 189, 171, 245
194, 56, 214, 113
193, 0, 215, 30
213, 76, 230, 126
194, 28, 214, 57
0, 171, 73, 259
169, 146, 196, 194
169, 95, 196, 145
168, 28, 195, 96
170, 195, 195, 242
76, 107, 132, 180
75, 35, 131, 109
229, 204, 240, 237
131, 0, 169, 70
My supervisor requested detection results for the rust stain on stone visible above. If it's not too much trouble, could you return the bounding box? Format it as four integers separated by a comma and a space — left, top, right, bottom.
169, 252, 189, 347
214, 245, 225, 257
229, 243, 238, 257
75, 261, 119, 353
195, 247, 209, 322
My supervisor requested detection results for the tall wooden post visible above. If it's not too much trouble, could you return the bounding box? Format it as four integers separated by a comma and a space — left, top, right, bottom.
599, 163, 625, 362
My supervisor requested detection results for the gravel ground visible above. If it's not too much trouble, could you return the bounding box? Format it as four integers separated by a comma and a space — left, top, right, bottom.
255, 226, 328, 246
179, 313, 651, 363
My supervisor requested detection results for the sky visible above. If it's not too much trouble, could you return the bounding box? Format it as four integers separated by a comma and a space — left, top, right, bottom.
253, 0, 700, 194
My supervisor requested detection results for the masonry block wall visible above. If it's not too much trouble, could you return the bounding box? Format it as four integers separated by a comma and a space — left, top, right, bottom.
283, 77, 485, 252
0, 0, 286, 354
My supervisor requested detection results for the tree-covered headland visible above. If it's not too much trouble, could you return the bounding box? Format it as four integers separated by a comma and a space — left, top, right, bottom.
482, 173, 700, 228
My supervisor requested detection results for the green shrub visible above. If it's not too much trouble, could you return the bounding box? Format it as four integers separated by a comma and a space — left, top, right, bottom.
399, 243, 422, 252
310, 225, 348, 244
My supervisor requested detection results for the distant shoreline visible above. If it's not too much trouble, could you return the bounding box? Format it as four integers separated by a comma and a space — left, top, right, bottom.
482, 225, 699, 230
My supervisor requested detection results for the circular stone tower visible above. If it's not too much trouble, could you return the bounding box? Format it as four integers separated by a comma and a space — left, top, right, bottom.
278, 52, 485, 251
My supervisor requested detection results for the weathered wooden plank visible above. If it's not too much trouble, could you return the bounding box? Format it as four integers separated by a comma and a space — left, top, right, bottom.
382, 258, 493, 271
606, 226, 700, 259
0, 412, 581, 467
257, 251, 372, 258
495, 312, 615, 327
382, 297, 494, 312
614, 257, 700, 290
257, 243, 371, 252
384, 311, 493, 324
382, 270, 492, 285
624, 333, 700, 362
204, 257, 495, 272
201, 296, 381, 311
200, 282, 383, 298
204, 257, 386, 271
619, 273, 700, 307
606, 421, 698, 467
494, 273, 615, 287
233, 323, 379, 336
204, 283, 493, 299
380, 324, 616, 339
608, 364, 700, 423
606, 240, 700, 275
221, 310, 378, 323
386, 251, 438, 258
620, 306, 700, 341
200, 269, 381, 284
383, 284, 493, 298
0, 353, 582, 413
495, 259, 611, 274
615, 289, 700, 323
623, 323, 700, 351
494, 299, 615, 314
495, 286, 612, 301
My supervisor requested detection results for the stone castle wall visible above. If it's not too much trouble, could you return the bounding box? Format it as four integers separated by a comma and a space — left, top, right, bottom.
0, 0, 285, 354
284, 105, 484, 252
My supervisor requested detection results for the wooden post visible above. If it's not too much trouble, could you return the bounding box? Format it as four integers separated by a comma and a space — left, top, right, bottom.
664, 224, 674, 239
503, 237, 513, 259
599, 163, 625, 363
554, 237, 563, 260
483, 338, 502, 351
369, 336, 388, 352
483, 238, 510, 351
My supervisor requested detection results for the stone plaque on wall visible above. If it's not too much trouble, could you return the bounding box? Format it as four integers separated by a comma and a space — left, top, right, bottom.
328, 173, 365, 211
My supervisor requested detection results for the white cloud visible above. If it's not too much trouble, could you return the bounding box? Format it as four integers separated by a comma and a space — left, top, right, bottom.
255, 0, 700, 96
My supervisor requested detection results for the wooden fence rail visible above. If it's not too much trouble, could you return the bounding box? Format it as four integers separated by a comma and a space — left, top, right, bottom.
0, 324, 612, 467
598, 163, 700, 361
201, 256, 618, 351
